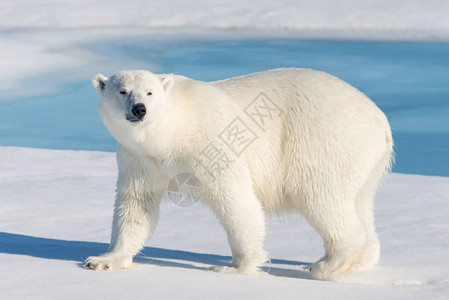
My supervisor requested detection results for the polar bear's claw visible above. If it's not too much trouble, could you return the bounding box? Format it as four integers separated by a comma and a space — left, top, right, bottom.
83, 254, 131, 271
84, 257, 108, 271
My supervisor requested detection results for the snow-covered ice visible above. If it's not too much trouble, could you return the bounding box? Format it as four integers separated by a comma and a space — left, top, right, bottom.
0, 147, 448, 299
3, 0, 449, 36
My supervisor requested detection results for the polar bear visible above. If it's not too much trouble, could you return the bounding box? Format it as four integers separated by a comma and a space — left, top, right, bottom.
84, 68, 393, 281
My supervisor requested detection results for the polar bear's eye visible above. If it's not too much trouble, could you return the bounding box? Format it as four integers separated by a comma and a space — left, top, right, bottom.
147, 92, 152, 96
120, 90, 127, 95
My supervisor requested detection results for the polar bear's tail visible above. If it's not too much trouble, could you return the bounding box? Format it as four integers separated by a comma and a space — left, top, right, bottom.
384, 124, 395, 174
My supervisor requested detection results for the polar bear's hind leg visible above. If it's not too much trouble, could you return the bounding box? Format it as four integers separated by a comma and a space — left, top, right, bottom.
304, 191, 367, 281
353, 149, 392, 270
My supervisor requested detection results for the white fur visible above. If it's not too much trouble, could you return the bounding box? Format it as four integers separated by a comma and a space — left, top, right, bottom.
85, 68, 393, 281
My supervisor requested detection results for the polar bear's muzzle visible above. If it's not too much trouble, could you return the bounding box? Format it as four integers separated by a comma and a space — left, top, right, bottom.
126, 103, 147, 122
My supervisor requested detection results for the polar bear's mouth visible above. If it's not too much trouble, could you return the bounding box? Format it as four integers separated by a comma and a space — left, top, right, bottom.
126, 103, 146, 122
126, 114, 142, 122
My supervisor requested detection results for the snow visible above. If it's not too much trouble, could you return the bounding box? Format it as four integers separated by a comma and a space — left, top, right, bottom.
2, 0, 449, 36
1, 146, 448, 299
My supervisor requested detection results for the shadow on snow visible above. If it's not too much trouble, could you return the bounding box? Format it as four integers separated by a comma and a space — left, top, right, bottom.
0, 232, 312, 279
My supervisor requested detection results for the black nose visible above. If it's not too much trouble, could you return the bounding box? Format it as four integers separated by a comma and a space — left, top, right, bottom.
131, 103, 146, 120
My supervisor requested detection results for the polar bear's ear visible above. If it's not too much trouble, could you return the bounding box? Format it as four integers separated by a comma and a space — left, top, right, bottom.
92, 74, 108, 92
161, 74, 174, 94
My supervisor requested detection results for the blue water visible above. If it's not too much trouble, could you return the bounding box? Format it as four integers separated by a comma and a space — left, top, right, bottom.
1, 38, 448, 176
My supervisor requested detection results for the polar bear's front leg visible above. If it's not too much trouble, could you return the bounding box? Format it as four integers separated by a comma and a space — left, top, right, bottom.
84, 195, 161, 270
84, 189, 161, 271
206, 176, 268, 275
84, 147, 163, 271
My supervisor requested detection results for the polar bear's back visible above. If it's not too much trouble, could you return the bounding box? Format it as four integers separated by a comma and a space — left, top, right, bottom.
214, 68, 387, 128
216, 68, 375, 110
213, 68, 393, 213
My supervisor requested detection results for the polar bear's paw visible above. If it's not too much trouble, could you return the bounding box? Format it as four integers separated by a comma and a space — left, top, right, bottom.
310, 260, 343, 281
84, 253, 132, 271
310, 257, 354, 282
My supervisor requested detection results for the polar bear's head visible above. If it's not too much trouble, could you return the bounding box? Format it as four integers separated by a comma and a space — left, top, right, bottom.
92, 70, 174, 146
